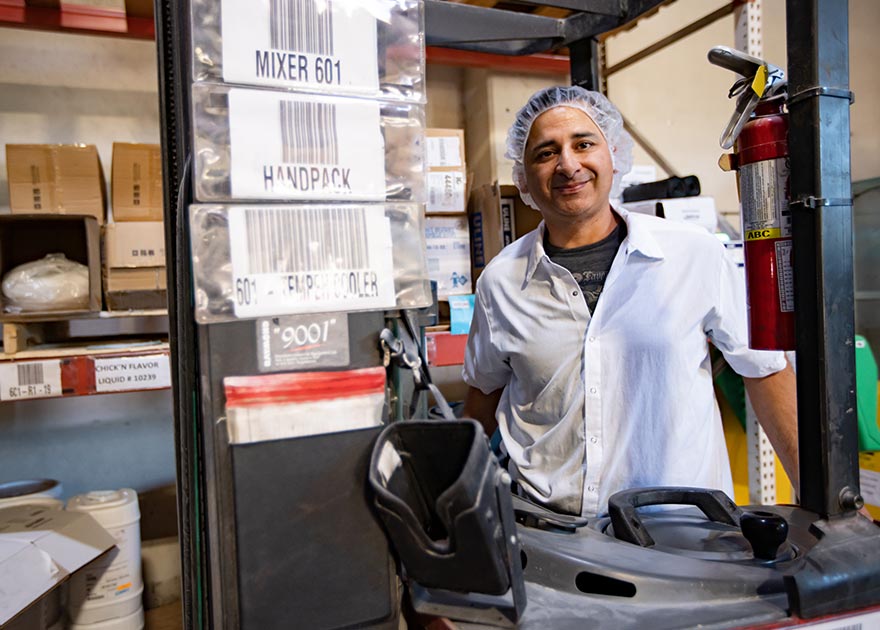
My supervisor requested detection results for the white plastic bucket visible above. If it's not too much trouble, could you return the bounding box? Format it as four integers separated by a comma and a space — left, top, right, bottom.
65, 489, 143, 625
68, 606, 144, 630
0, 479, 63, 511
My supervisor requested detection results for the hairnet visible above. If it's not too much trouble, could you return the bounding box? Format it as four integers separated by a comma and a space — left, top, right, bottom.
505, 86, 634, 209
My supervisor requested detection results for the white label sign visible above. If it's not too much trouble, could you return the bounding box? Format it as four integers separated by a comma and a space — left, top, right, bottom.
228, 205, 395, 317
426, 136, 463, 168
861, 467, 880, 509
0, 360, 62, 401
228, 88, 386, 201
220, 0, 380, 94
93, 354, 171, 392
427, 171, 466, 213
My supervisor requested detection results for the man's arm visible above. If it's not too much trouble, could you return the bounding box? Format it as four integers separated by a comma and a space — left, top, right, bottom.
742, 361, 799, 491
463, 386, 503, 439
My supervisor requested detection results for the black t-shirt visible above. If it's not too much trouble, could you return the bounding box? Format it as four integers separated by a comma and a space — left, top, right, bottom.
544, 221, 627, 313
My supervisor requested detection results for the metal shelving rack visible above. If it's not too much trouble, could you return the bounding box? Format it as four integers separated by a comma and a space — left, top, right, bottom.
154, 0, 878, 628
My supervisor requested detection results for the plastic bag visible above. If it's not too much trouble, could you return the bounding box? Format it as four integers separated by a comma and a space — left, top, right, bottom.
2, 253, 90, 312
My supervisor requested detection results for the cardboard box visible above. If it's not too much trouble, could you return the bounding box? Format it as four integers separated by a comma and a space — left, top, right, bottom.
103, 222, 166, 268
426, 129, 466, 170
468, 183, 542, 281
620, 196, 718, 233
0, 505, 116, 627
427, 169, 467, 213
111, 143, 163, 222
103, 267, 167, 310
425, 215, 472, 298
0, 215, 102, 320
6, 144, 105, 224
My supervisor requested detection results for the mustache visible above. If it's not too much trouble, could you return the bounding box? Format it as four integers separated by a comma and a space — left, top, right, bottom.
552, 175, 593, 187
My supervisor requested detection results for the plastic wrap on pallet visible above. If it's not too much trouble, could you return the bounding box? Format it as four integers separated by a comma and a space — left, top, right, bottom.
191, 0, 424, 103
189, 203, 431, 323
191, 84, 425, 203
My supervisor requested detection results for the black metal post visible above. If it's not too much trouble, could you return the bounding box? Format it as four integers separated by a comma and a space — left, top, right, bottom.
786, 0, 861, 517
569, 37, 600, 91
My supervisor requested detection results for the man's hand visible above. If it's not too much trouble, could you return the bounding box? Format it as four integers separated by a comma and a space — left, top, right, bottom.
463, 386, 503, 439
743, 361, 799, 491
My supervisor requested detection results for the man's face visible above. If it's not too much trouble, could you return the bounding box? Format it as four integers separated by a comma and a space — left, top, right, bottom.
521, 106, 614, 223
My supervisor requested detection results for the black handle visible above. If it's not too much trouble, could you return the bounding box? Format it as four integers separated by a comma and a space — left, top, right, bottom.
608, 487, 743, 547
740, 510, 789, 560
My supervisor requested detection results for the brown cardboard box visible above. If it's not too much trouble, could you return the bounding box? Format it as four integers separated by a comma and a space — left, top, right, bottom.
468, 183, 542, 281
111, 143, 163, 222
103, 267, 167, 311
425, 129, 466, 171
6, 144, 105, 224
103, 222, 166, 268
0, 215, 102, 320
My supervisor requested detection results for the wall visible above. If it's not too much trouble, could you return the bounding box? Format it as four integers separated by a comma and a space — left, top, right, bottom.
0, 28, 174, 500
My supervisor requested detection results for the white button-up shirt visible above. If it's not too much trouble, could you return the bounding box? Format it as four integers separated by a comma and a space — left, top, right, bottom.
463, 208, 786, 516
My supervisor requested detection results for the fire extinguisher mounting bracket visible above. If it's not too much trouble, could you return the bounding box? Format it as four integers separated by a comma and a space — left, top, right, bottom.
787, 86, 855, 107
792, 196, 853, 209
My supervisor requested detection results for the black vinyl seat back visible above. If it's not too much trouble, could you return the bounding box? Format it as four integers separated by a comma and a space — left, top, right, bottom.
369, 419, 517, 595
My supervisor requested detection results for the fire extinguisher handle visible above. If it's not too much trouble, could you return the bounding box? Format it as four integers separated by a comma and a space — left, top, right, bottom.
708, 45, 763, 79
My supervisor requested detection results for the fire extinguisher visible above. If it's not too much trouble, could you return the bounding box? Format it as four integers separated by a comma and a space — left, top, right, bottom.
709, 46, 795, 351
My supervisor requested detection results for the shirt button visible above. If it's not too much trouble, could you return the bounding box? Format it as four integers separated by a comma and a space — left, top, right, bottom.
589, 387, 597, 394
590, 436, 598, 444
588, 486, 596, 493
588, 336, 596, 342
572, 290, 579, 296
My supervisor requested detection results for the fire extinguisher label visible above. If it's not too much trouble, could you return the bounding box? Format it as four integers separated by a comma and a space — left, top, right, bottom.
741, 158, 792, 240
775, 240, 795, 312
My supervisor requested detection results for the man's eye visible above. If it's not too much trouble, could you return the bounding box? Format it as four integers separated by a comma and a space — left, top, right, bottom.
577, 141, 593, 150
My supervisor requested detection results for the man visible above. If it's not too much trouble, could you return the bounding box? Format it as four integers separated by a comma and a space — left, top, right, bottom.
462, 86, 798, 517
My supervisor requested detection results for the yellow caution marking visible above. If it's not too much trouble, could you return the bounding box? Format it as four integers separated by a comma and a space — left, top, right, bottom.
745, 227, 782, 241
752, 65, 768, 98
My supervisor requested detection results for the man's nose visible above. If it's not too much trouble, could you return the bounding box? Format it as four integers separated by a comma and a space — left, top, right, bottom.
555, 148, 580, 177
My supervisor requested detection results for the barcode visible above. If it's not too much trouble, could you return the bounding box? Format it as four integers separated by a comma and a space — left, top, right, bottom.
832, 624, 862, 630
280, 100, 339, 165
242, 207, 369, 275
270, 0, 334, 56
17, 363, 44, 386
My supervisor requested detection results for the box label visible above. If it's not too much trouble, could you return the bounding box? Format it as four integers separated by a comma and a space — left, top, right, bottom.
93, 354, 171, 392
0, 360, 62, 401
220, 0, 380, 94
228, 89, 386, 201
427, 171, 465, 213
425, 217, 471, 297
427, 136, 463, 168
257, 313, 350, 371
228, 206, 395, 318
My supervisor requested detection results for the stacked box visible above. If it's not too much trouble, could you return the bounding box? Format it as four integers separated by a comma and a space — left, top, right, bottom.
5, 144, 105, 224
102, 222, 167, 310
104, 143, 167, 310
425, 129, 467, 214
425, 215, 471, 299
0, 215, 102, 319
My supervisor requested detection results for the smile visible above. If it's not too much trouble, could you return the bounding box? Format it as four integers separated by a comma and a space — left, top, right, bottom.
553, 180, 591, 194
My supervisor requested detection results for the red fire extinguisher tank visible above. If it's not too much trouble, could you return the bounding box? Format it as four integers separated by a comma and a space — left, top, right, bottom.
736, 97, 796, 350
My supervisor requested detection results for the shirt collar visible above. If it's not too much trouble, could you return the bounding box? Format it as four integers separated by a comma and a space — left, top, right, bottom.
524, 207, 665, 285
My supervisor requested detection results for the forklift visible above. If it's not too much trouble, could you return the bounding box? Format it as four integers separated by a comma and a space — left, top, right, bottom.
155, 0, 880, 627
